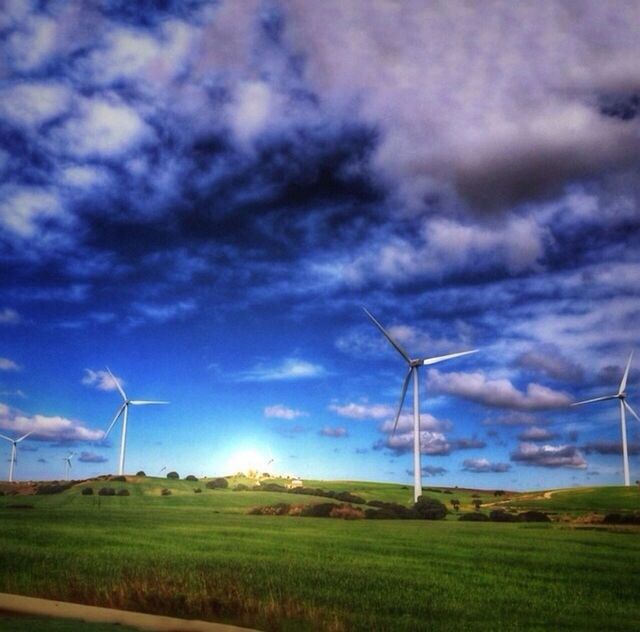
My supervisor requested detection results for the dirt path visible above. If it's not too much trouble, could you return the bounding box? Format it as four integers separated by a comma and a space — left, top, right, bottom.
0, 593, 259, 632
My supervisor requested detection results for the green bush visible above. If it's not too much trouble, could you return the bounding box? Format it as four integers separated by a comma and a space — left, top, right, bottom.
414, 496, 447, 520
260, 482, 287, 492
36, 483, 72, 495
335, 491, 366, 504
490, 509, 517, 522
110, 475, 126, 482
166, 471, 179, 479
205, 477, 229, 489
233, 484, 249, 491
603, 513, 640, 525
186, 475, 198, 482
116, 489, 130, 496
81, 487, 94, 496
299, 503, 336, 518
365, 502, 416, 520
98, 488, 116, 497
517, 511, 551, 523
194, 488, 202, 494
136, 471, 146, 477
161, 488, 172, 496
459, 512, 489, 521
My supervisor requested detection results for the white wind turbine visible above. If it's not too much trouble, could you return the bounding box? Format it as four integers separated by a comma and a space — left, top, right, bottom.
103, 368, 169, 476
63, 452, 75, 481
364, 308, 478, 502
572, 351, 639, 486
0, 431, 33, 483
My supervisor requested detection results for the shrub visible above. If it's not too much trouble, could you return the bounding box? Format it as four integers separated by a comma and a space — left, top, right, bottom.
471, 493, 480, 498
367, 499, 386, 507
36, 483, 72, 495
425, 487, 442, 493
300, 503, 336, 518
136, 471, 146, 477
98, 487, 116, 496
602, 513, 640, 525
166, 471, 179, 479
334, 491, 366, 504
489, 509, 517, 522
205, 477, 229, 489
365, 502, 416, 520
414, 496, 447, 520
116, 489, 130, 496
194, 488, 202, 494
161, 488, 172, 496
517, 511, 551, 523
459, 512, 489, 521
81, 487, 94, 496
472, 499, 483, 510
330, 503, 365, 520
110, 475, 126, 482
233, 484, 249, 491
494, 490, 505, 497
261, 482, 287, 492
186, 475, 198, 482
443, 490, 452, 494
6, 504, 34, 509
0, 491, 4, 496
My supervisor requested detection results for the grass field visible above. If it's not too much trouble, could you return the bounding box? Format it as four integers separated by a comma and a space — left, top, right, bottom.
0, 477, 639, 631
0, 615, 139, 632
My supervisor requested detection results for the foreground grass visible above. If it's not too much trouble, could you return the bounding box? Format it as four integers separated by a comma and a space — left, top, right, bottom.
0, 615, 139, 631
1, 485, 639, 631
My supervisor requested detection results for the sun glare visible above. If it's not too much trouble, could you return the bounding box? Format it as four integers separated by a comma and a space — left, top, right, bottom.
227, 449, 270, 476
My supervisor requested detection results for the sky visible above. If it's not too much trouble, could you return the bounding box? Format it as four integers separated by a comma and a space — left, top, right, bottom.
1, 0, 640, 490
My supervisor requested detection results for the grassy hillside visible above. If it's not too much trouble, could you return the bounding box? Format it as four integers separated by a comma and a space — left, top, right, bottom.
1, 478, 639, 630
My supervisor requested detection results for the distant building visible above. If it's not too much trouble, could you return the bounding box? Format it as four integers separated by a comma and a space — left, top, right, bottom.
288, 479, 303, 489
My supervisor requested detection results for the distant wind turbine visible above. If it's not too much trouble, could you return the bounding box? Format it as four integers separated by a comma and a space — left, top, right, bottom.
103, 368, 169, 476
63, 452, 75, 481
0, 431, 33, 483
364, 308, 478, 503
572, 351, 639, 486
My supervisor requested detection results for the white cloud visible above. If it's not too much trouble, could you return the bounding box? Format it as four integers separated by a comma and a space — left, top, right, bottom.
329, 402, 394, 420
0, 401, 104, 442
0, 358, 20, 372
55, 97, 152, 158
0, 82, 72, 128
81, 369, 124, 393
0, 187, 65, 238
264, 405, 308, 420
319, 425, 348, 438
461, 458, 511, 473
427, 368, 572, 411
6, 14, 57, 71
0, 308, 20, 325
237, 358, 326, 381
379, 412, 451, 435
61, 165, 107, 189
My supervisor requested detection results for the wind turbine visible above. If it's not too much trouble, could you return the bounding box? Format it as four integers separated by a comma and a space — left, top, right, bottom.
0, 431, 33, 483
63, 452, 75, 481
103, 368, 169, 476
572, 351, 639, 486
363, 308, 478, 502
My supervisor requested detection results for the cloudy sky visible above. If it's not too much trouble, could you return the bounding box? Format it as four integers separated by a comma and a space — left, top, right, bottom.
1, 0, 640, 488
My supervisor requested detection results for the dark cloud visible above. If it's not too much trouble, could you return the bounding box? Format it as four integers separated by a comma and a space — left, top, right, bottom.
516, 345, 583, 382
78, 451, 108, 463
461, 459, 511, 473
582, 441, 640, 456
510, 443, 587, 469
517, 427, 560, 442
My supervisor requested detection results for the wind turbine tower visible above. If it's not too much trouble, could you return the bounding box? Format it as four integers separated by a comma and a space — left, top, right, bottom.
103, 368, 169, 476
572, 351, 639, 486
0, 431, 33, 483
363, 308, 478, 502
63, 452, 74, 481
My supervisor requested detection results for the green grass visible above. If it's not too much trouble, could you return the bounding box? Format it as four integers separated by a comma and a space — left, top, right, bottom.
0, 615, 139, 631
0, 479, 639, 631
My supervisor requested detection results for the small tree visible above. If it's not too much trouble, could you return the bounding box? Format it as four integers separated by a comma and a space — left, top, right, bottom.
206, 477, 229, 489
414, 495, 447, 520
494, 490, 505, 497
81, 487, 94, 496
136, 471, 146, 477
450, 498, 460, 512
472, 498, 482, 511
166, 471, 179, 479
186, 475, 198, 482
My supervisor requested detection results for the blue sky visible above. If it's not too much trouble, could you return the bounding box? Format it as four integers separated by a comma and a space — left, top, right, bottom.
1, 0, 640, 489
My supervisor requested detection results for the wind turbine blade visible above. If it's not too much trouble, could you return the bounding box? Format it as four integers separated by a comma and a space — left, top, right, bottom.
422, 349, 479, 366
392, 369, 413, 436
16, 430, 33, 443
0, 433, 14, 443
104, 404, 125, 438
571, 394, 617, 406
106, 367, 127, 402
362, 307, 411, 364
619, 351, 634, 394
624, 401, 640, 424
129, 400, 169, 405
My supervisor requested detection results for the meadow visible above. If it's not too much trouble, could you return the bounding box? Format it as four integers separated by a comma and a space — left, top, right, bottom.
0, 477, 639, 631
